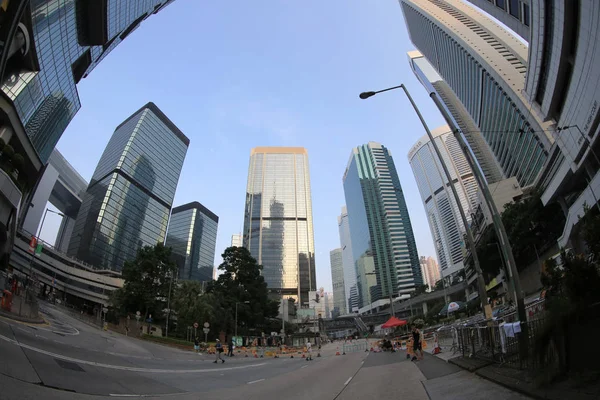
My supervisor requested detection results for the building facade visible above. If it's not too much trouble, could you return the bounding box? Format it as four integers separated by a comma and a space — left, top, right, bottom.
408, 50, 503, 185
68, 103, 189, 271
408, 125, 479, 278
343, 142, 422, 308
231, 233, 242, 247
400, 0, 555, 189
329, 248, 347, 316
1, 0, 176, 164
242, 147, 316, 306
338, 206, 358, 313
420, 255, 441, 290
465, 0, 531, 42
166, 202, 218, 282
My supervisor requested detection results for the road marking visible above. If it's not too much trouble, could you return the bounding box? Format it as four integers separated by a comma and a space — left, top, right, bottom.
247, 378, 265, 384
0, 332, 267, 373
301, 365, 308, 369
109, 395, 142, 397
344, 377, 352, 385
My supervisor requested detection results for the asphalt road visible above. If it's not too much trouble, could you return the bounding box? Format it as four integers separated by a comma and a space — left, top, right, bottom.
0, 304, 532, 399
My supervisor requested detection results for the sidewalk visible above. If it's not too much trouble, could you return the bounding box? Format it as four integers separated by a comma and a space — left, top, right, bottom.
0, 294, 44, 324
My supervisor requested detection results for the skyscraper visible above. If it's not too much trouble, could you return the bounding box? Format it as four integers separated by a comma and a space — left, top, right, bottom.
343, 142, 422, 308
338, 206, 359, 313
1, 0, 176, 164
400, 0, 555, 188
68, 103, 189, 271
242, 147, 316, 306
166, 202, 218, 282
408, 50, 503, 185
231, 234, 243, 247
420, 256, 441, 290
329, 248, 347, 316
464, 0, 531, 42
408, 125, 479, 278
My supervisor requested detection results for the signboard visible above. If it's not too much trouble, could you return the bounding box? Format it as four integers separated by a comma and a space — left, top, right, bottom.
203, 322, 210, 328
232, 336, 243, 347
202, 327, 209, 334
193, 322, 199, 329
447, 302, 460, 313
35, 243, 43, 257
28, 236, 37, 254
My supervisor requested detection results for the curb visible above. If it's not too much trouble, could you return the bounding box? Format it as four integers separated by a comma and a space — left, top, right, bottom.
0, 309, 45, 324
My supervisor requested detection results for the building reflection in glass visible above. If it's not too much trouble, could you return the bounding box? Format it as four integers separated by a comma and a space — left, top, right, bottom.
242, 147, 316, 307
67, 103, 189, 271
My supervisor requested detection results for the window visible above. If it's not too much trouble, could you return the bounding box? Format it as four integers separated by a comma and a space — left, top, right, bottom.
496, 0, 506, 10
523, 3, 530, 26
509, 0, 520, 18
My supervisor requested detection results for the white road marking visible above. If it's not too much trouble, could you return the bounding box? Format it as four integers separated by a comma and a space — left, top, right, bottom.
344, 377, 352, 385
301, 365, 308, 369
109, 395, 142, 397
247, 378, 265, 384
0, 332, 266, 373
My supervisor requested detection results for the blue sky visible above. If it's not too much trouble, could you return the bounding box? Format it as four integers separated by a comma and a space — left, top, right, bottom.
41, 0, 448, 292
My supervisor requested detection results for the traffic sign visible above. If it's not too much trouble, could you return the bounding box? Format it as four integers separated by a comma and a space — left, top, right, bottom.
136, 311, 141, 316
202, 327, 209, 334
35, 243, 43, 257
193, 322, 199, 329
203, 322, 210, 328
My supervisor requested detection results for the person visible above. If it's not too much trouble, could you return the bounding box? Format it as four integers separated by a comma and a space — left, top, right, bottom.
214, 339, 225, 363
227, 337, 234, 357
306, 340, 313, 361
411, 325, 424, 361
194, 337, 200, 353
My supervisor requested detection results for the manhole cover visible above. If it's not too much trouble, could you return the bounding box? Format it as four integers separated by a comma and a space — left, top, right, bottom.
55, 359, 85, 372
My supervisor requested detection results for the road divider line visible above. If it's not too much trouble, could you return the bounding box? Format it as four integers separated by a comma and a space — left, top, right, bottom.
344, 376, 352, 386
248, 378, 265, 384
0, 332, 267, 374
301, 365, 308, 369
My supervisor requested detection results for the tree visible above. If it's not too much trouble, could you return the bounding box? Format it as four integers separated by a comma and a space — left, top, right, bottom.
207, 247, 279, 335
580, 205, 600, 259
110, 243, 177, 321
413, 284, 429, 296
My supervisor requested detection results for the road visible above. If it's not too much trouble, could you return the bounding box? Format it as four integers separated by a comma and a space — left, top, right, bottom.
0, 304, 531, 399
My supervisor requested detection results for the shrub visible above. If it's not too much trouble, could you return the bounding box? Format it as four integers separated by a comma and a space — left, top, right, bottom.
11, 153, 24, 171
2, 144, 14, 159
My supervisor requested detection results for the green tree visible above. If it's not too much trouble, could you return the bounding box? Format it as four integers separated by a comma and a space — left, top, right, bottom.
413, 284, 429, 296
110, 243, 177, 321
207, 247, 279, 335
580, 205, 600, 258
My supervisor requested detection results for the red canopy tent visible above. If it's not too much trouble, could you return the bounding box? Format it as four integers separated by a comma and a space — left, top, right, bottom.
381, 316, 408, 329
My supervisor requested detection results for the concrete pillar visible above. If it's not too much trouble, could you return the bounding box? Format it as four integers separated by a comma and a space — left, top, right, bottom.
422, 301, 428, 315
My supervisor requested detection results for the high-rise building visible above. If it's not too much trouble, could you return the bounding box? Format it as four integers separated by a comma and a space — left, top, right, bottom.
324, 292, 335, 319
400, 0, 555, 188
408, 50, 503, 185
408, 125, 479, 278
420, 256, 441, 290
464, 0, 531, 42
2, 0, 176, 164
242, 147, 316, 306
338, 206, 359, 313
231, 233, 243, 247
343, 142, 422, 308
329, 248, 347, 316
166, 202, 218, 282
68, 103, 189, 271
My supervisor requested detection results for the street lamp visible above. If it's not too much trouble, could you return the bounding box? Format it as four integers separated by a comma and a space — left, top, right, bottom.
359, 84, 493, 321
235, 301, 250, 339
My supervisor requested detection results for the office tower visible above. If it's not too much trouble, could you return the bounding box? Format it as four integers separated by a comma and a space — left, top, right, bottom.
68, 103, 189, 271
242, 147, 316, 306
1, 1, 175, 164
464, 0, 531, 42
324, 292, 334, 319
338, 206, 359, 313
329, 248, 347, 316
166, 202, 218, 282
343, 142, 422, 308
400, 0, 555, 188
420, 256, 441, 290
408, 125, 479, 278
408, 50, 503, 184
231, 233, 242, 247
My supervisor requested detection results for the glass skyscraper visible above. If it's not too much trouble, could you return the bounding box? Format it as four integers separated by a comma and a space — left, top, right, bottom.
400, 0, 555, 188
329, 248, 346, 316
68, 103, 189, 271
1, 0, 175, 164
338, 206, 359, 313
242, 147, 316, 307
343, 142, 422, 308
166, 202, 218, 283
408, 125, 479, 278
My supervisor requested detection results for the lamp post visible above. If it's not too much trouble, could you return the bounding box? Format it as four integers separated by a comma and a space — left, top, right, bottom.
235, 301, 249, 339
359, 84, 493, 321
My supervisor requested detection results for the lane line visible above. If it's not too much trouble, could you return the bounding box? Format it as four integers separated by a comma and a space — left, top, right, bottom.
344, 376, 352, 386
301, 365, 308, 369
247, 378, 265, 384
0, 332, 267, 374
109, 395, 142, 398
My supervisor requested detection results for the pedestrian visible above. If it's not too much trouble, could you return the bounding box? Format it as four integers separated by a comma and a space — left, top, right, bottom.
228, 337, 234, 357
411, 325, 424, 361
194, 337, 200, 353
214, 339, 225, 363
306, 340, 313, 361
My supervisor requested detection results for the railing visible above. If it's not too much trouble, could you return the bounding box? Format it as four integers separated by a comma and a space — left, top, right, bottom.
342, 340, 369, 354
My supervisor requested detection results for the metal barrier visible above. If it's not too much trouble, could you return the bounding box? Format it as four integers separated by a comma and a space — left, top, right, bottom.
342, 340, 368, 353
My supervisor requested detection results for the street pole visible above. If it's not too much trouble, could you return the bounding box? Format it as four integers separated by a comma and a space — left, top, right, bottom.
165, 271, 173, 338
235, 302, 239, 339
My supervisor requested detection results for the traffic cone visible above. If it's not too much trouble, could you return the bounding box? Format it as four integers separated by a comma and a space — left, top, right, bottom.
335, 347, 340, 356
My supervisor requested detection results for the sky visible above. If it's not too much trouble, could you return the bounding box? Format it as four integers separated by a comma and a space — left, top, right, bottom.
40, 0, 449, 293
